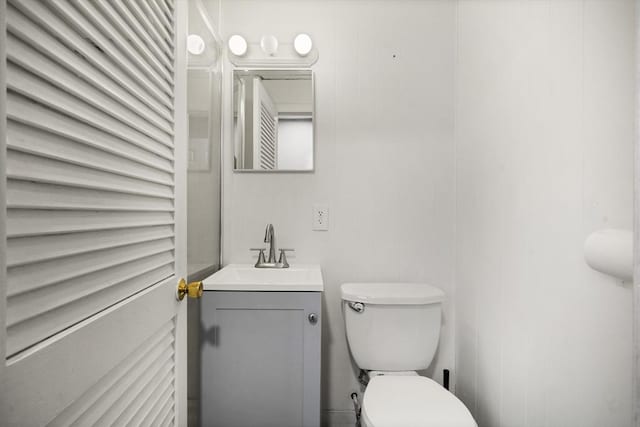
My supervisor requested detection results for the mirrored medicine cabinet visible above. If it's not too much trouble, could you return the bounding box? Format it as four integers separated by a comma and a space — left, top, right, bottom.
233, 69, 314, 172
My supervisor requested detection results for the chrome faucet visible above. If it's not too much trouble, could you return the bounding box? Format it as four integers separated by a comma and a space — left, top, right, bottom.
264, 223, 276, 264
250, 223, 294, 268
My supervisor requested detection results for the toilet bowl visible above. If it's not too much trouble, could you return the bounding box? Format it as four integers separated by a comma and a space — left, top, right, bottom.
341, 283, 477, 427
361, 375, 475, 427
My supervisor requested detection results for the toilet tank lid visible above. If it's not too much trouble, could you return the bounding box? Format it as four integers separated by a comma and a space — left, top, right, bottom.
341, 283, 445, 305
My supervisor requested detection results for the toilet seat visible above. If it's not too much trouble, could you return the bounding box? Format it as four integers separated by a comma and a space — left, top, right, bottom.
361, 376, 477, 427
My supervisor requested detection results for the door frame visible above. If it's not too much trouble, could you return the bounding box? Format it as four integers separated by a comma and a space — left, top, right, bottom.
174, 0, 189, 424
634, 1, 640, 423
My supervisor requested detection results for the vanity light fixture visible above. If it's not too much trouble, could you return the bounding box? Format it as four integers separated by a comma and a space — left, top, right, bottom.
225, 32, 318, 66
294, 33, 313, 57
260, 35, 279, 56
228, 34, 248, 56
187, 34, 205, 55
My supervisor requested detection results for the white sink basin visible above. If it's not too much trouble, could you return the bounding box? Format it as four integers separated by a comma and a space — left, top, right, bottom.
202, 264, 324, 292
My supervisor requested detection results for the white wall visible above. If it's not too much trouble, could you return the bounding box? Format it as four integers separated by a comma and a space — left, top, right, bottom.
220, 0, 456, 421
277, 119, 313, 170
455, 1, 636, 426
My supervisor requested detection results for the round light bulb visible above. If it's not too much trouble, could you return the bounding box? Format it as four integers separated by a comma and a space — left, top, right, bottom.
187, 34, 205, 55
228, 35, 248, 57
294, 33, 313, 57
260, 35, 279, 56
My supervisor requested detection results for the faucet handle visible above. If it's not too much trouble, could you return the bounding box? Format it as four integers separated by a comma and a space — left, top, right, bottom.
278, 248, 294, 268
250, 248, 266, 267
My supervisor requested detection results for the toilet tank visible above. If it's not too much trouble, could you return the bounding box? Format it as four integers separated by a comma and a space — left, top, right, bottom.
341, 283, 445, 371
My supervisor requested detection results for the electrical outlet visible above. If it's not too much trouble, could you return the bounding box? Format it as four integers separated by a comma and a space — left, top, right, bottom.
312, 205, 329, 231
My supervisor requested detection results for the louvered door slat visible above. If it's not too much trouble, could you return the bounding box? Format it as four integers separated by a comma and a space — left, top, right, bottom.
126, 1, 174, 61
6, 4, 173, 133
109, 0, 174, 73
138, 0, 174, 48
8, 257, 173, 326
95, 345, 175, 427
72, 0, 173, 97
47, 0, 173, 109
7, 35, 172, 145
131, 371, 174, 427
6, 264, 175, 357
7, 181, 174, 212
157, 401, 175, 427
48, 320, 176, 427
8, 122, 173, 186
113, 363, 174, 426
7, 151, 173, 199
7, 260, 173, 339
140, 381, 174, 427
7, 99, 174, 170
94, 0, 174, 85
149, 0, 175, 37
254, 78, 278, 170
157, 0, 173, 18
8, 238, 174, 294
7, 210, 174, 238
261, 146, 275, 161
7, 70, 173, 156
7, 0, 173, 120
8, 225, 174, 267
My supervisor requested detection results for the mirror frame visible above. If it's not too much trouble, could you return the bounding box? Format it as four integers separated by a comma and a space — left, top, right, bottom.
231, 68, 316, 173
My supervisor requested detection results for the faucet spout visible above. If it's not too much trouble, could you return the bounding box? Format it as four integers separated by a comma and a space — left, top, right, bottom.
263, 223, 276, 263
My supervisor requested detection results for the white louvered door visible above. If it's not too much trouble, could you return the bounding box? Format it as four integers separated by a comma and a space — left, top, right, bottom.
252, 77, 278, 170
0, 0, 188, 425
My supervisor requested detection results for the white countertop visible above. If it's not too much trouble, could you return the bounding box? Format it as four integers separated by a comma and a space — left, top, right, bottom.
202, 264, 324, 292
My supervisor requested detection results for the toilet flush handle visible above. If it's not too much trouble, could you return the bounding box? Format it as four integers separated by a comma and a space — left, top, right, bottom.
348, 301, 365, 313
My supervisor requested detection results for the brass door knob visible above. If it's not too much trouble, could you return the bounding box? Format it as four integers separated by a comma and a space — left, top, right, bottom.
177, 278, 203, 301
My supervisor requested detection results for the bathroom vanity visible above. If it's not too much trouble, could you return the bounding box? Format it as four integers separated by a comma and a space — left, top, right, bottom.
200, 264, 323, 427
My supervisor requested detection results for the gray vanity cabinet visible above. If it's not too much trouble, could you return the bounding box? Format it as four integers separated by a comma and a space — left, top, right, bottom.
200, 291, 321, 427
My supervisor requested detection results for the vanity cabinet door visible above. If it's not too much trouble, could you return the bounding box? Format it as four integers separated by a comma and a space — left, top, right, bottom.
201, 291, 321, 427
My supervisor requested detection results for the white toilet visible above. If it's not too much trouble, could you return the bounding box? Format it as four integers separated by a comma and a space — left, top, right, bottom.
341, 282, 477, 427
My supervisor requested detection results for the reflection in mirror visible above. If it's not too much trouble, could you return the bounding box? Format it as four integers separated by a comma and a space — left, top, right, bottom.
233, 69, 314, 171
187, 68, 221, 279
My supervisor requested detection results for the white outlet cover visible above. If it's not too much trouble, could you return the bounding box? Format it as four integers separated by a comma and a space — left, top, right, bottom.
313, 205, 329, 231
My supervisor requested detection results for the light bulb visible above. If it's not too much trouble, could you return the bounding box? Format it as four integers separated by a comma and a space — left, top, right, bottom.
260, 35, 279, 56
228, 35, 248, 56
187, 34, 205, 55
294, 33, 313, 56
